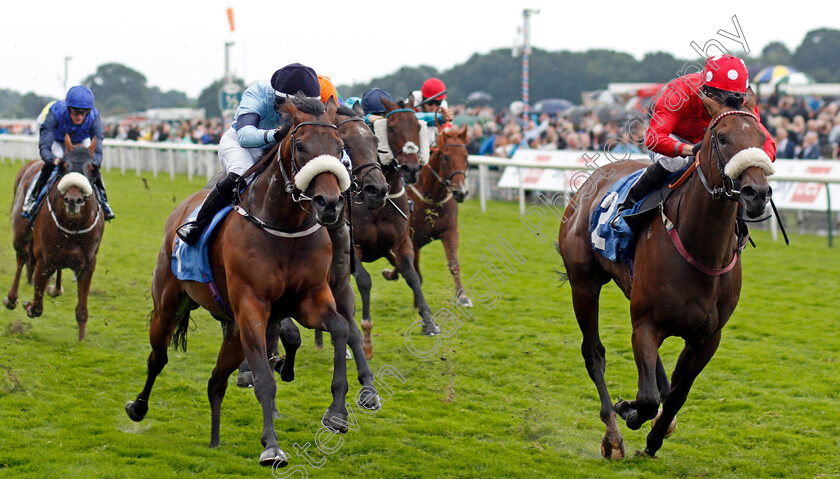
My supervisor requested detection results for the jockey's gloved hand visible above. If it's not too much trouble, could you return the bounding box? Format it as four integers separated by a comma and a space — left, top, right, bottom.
273, 128, 284, 143
692, 141, 703, 156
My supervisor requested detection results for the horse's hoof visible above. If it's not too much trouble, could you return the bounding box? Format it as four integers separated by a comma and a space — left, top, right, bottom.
236, 371, 254, 388
345, 346, 353, 360
259, 446, 288, 467
3, 297, 16, 310
458, 295, 473, 308
381, 269, 398, 281
322, 408, 349, 434
125, 399, 148, 422
422, 320, 441, 336
364, 347, 373, 360
600, 435, 626, 460
652, 409, 677, 438
46, 285, 63, 298
356, 388, 381, 411
635, 449, 657, 459
22, 301, 40, 318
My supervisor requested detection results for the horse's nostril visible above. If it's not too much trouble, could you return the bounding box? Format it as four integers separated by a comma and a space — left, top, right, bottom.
313, 197, 327, 209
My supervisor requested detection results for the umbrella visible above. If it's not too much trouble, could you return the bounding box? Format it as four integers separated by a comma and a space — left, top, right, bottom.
532, 98, 574, 116
753, 65, 800, 84
466, 91, 492, 104
596, 104, 630, 124
586, 89, 620, 105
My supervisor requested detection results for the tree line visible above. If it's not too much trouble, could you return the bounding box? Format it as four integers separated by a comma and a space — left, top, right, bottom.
1, 28, 837, 120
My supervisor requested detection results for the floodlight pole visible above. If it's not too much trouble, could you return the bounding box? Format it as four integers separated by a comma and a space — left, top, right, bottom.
521, 9, 539, 115
64, 56, 72, 93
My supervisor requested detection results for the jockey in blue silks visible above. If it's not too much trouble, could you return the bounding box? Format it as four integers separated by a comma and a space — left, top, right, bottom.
176, 63, 322, 245
23, 85, 114, 220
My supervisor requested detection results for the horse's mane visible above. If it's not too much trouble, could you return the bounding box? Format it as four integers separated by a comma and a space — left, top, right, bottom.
275, 95, 329, 140
336, 105, 359, 118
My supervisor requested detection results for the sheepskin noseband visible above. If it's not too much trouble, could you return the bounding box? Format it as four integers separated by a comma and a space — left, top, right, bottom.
294, 155, 351, 192
373, 119, 430, 165
724, 147, 775, 178
57, 172, 93, 196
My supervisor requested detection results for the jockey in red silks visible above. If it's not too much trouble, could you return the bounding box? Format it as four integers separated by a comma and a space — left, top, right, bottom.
617, 55, 776, 218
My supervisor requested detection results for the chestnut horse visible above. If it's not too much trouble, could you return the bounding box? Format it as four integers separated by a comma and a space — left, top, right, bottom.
4, 136, 104, 341
557, 89, 773, 459
383, 125, 473, 307
125, 98, 353, 467
350, 97, 441, 359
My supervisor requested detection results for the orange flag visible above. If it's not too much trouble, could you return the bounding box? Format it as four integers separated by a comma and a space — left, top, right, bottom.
226, 7, 235, 32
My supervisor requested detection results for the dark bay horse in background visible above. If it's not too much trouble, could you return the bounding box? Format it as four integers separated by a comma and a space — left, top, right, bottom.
350, 96, 441, 359
125, 98, 353, 467
557, 89, 773, 459
4, 136, 105, 341
383, 124, 473, 308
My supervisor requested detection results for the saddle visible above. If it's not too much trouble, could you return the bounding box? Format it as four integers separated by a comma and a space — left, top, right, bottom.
22, 168, 59, 219
590, 169, 684, 263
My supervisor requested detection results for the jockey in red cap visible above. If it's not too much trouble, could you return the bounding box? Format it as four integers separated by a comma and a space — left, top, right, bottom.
616, 55, 776, 224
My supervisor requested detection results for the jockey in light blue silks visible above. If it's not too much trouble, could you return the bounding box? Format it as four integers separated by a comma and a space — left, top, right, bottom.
176, 63, 322, 245
23, 85, 114, 220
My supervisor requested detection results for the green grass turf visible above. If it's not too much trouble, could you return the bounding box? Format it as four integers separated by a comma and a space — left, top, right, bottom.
0, 159, 838, 478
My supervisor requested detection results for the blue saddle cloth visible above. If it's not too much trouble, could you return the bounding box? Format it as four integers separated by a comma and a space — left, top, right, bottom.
589, 169, 645, 263
22, 168, 59, 219
171, 205, 233, 282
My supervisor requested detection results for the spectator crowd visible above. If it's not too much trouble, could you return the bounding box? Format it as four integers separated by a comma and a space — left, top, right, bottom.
5, 92, 840, 160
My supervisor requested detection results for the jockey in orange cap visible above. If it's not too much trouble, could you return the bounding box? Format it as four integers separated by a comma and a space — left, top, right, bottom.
616, 55, 776, 214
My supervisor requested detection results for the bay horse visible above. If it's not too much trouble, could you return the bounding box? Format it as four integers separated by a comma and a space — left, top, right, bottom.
125, 97, 353, 467
349, 97, 441, 359
4, 136, 105, 341
383, 124, 473, 308
239, 106, 389, 407
557, 88, 773, 459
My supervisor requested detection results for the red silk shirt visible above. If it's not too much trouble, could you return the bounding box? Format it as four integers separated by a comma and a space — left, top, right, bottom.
644, 73, 776, 160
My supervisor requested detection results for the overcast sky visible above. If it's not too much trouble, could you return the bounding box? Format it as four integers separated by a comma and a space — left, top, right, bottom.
3, 0, 831, 100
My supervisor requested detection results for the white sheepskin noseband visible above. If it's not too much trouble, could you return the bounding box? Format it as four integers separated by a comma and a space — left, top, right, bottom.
57, 172, 93, 196
373, 119, 430, 165
294, 155, 351, 192
724, 147, 775, 178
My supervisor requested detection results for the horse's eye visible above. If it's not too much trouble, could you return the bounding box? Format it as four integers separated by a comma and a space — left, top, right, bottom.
718, 134, 727, 145
295, 142, 304, 152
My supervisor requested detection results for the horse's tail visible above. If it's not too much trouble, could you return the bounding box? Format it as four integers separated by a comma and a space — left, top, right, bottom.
171, 311, 192, 352
553, 241, 570, 286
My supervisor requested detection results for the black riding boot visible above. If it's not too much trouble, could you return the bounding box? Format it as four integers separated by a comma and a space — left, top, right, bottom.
616, 161, 671, 214
176, 172, 240, 245
91, 168, 115, 220
22, 162, 56, 219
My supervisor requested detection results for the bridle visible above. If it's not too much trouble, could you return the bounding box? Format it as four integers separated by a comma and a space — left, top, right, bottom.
696, 109, 758, 201
382, 108, 420, 169
230, 119, 343, 237
427, 142, 469, 191
276, 120, 340, 203
336, 116, 383, 198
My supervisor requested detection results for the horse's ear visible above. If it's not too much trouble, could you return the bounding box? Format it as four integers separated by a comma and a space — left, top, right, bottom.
701, 91, 722, 119
380, 95, 396, 112
284, 96, 301, 120
325, 97, 338, 116
457, 124, 469, 139
64, 133, 73, 152
352, 101, 364, 117
744, 86, 757, 113
88, 137, 97, 156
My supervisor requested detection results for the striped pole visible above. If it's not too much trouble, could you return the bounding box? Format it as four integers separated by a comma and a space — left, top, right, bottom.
522, 9, 539, 115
